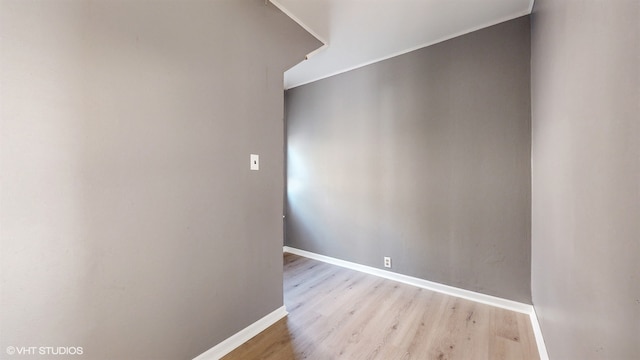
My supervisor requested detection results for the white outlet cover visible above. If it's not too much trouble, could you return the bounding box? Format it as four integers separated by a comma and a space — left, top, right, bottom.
250, 154, 259, 170
384, 257, 392, 268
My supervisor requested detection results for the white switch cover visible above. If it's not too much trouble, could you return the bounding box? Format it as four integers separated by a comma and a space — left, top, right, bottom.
250, 154, 259, 170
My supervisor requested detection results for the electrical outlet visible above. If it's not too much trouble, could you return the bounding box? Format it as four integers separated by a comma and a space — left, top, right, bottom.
384, 257, 391, 268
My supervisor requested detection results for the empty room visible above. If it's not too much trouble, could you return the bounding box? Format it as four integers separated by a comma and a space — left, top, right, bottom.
1, 0, 638, 360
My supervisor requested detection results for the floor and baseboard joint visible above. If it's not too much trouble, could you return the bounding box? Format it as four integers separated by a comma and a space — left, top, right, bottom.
193, 306, 288, 360
283, 245, 549, 360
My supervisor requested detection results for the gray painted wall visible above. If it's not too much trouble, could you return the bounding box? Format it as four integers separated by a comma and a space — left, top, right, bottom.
531, 1, 640, 358
0, 1, 320, 359
286, 17, 532, 303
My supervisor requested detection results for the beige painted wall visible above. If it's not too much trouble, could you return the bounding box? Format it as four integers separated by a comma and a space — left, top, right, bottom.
531, 0, 640, 358
0, 1, 320, 359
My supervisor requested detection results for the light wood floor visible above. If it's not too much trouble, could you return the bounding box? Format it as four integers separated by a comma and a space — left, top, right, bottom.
223, 253, 540, 360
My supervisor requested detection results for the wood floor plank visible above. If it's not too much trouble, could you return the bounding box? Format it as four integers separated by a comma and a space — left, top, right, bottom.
516, 312, 540, 359
222, 253, 540, 360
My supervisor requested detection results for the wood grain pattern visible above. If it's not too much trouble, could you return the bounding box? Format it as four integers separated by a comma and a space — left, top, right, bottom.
223, 253, 540, 360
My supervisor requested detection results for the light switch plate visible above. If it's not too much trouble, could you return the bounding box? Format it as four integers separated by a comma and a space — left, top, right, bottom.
250, 154, 259, 170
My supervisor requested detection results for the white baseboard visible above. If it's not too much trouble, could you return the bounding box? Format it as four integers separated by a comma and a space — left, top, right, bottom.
283, 246, 548, 359
283, 246, 529, 312
529, 307, 549, 360
193, 306, 288, 360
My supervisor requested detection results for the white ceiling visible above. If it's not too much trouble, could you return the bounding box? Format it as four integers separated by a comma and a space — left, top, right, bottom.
271, 0, 534, 89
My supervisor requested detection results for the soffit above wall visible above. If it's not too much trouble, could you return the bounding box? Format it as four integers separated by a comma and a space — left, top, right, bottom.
272, 0, 534, 89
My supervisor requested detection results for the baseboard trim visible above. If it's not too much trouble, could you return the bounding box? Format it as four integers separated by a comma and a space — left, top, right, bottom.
283, 246, 548, 359
283, 246, 529, 312
529, 307, 549, 360
193, 306, 288, 360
